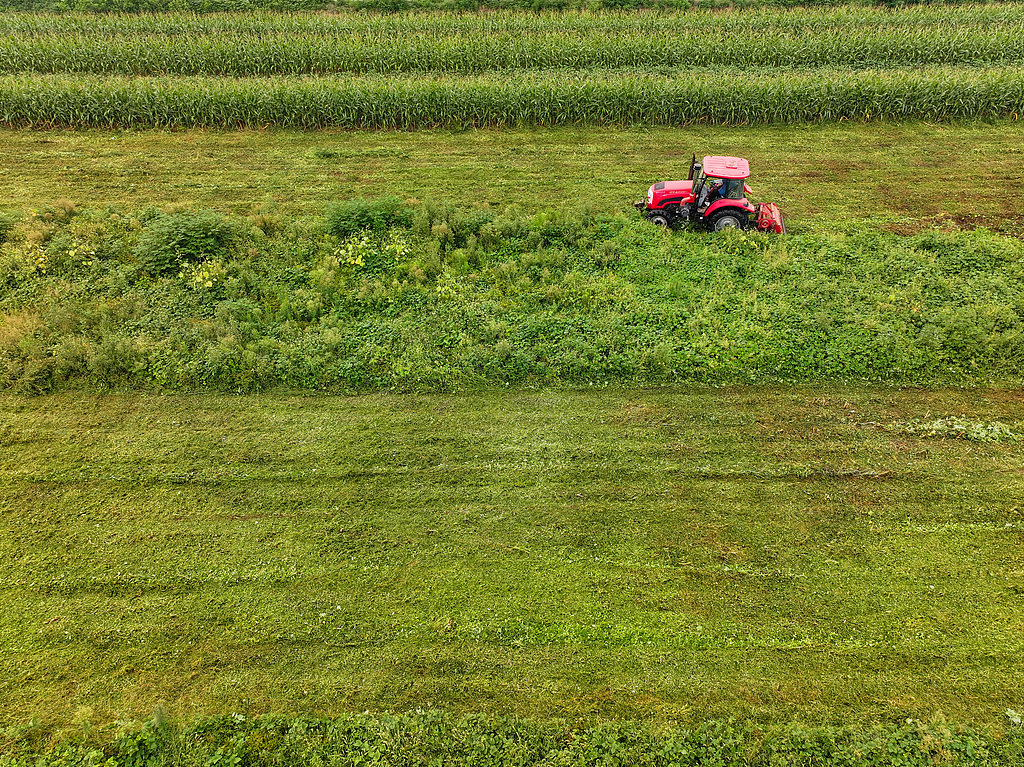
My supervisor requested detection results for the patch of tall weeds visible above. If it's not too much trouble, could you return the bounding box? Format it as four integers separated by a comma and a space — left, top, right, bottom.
2, 198, 1024, 393
326, 196, 413, 239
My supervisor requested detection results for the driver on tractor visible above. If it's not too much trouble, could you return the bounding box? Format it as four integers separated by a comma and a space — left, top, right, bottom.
705, 178, 725, 205
708, 178, 743, 204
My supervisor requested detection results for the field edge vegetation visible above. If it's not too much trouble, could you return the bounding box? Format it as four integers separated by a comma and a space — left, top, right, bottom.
1, 197, 1023, 394
4, 0, 1021, 14
4, 709, 1024, 766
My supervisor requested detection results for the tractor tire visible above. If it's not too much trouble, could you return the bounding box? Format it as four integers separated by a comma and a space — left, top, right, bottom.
647, 213, 670, 229
709, 210, 746, 232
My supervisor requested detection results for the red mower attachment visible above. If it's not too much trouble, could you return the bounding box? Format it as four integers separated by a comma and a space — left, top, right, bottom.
756, 202, 786, 234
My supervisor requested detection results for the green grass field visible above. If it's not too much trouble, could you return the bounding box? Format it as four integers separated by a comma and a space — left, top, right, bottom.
3, 122, 1024, 396
3, 121, 1024, 738
3, 5, 1024, 758
2, 389, 1023, 731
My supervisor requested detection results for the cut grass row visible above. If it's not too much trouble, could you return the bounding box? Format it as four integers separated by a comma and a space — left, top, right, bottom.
0, 0, 1019, 12
8, 711, 1024, 766
2, 68, 1023, 128
0, 121, 1021, 228
2, 389, 1023, 729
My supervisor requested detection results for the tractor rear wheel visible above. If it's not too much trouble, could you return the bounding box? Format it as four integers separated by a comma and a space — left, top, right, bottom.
709, 210, 745, 232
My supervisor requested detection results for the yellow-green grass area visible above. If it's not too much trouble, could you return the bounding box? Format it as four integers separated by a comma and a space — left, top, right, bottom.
1, 121, 1022, 236
2, 388, 1023, 729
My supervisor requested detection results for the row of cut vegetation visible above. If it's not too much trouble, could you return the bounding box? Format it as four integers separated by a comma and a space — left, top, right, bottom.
2, 0, 1018, 13
6, 711, 1024, 766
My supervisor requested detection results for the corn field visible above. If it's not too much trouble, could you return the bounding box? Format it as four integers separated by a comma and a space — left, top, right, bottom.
0, 6, 1022, 127
1, 68, 1021, 129
2, 4, 1021, 37
1, 7, 1023, 74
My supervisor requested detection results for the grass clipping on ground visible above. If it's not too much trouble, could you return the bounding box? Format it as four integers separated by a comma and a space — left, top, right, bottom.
2, 388, 1023, 733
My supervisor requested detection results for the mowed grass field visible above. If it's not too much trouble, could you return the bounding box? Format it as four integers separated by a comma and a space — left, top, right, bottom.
2, 121, 1023, 235
2, 388, 1023, 729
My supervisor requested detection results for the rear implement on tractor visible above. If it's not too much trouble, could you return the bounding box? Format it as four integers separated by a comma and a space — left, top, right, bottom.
635, 155, 785, 234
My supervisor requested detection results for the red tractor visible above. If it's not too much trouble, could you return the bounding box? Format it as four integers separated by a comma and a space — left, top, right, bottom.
635, 155, 786, 234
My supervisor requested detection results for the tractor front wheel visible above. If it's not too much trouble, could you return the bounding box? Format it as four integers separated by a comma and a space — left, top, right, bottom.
709, 210, 746, 232
647, 213, 670, 228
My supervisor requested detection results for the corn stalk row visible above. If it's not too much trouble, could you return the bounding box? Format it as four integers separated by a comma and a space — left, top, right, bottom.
1, 7, 1023, 75
2, 6, 1022, 36
2, 27, 1023, 75
1, 69, 1021, 128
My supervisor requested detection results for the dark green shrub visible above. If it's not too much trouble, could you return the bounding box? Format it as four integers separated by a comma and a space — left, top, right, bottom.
87, 334, 138, 388
134, 211, 235, 277
326, 196, 413, 240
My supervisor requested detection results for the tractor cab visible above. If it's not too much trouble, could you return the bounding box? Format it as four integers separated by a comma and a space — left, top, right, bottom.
692, 156, 752, 212
636, 154, 785, 234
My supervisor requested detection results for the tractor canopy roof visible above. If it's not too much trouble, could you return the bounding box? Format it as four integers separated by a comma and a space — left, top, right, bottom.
702, 156, 750, 180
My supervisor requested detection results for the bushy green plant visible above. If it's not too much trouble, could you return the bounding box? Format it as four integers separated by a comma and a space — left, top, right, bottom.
413, 199, 497, 254
478, 207, 529, 250
326, 196, 413, 240
134, 210, 235, 277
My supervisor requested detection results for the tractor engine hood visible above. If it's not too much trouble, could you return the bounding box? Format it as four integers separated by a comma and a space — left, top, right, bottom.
647, 179, 693, 208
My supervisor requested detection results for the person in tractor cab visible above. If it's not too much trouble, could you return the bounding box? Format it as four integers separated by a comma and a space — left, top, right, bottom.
698, 177, 724, 209
717, 178, 745, 199
710, 178, 744, 203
